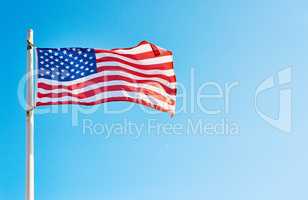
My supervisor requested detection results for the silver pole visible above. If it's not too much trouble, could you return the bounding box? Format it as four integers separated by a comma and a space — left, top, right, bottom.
26, 29, 35, 200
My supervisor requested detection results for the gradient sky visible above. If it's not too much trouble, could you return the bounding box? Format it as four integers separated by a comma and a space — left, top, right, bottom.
1, 0, 308, 200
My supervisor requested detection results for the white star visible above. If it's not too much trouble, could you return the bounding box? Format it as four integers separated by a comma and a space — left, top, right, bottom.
49, 56, 54, 59
71, 75, 75, 79
83, 54, 87, 57
40, 61, 44, 64
45, 58, 49, 62
80, 66, 84, 69
78, 51, 82, 55
89, 56, 93, 60
85, 68, 89, 71
44, 52, 48, 56
89, 63, 93, 66
51, 68, 55, 71
70, 61, 74, 65
75, 64, 79, 67
90, 69, 94, 73
65, 66, 69, 69
87, 48, 91, 52
60, 62, 64, 65
40, 56, 44, 59
79, 59, 83, 63
69, 54, 73, 57
60, 76, 65, 79
66, 73, 70, 76
74, 57, 78, 60
48, 50, 52, 53
45, 64, 49, 68
54, 52, 58, 56
81, 72, 85, 76
70, 69, 75, 72
63, 50, 67, 54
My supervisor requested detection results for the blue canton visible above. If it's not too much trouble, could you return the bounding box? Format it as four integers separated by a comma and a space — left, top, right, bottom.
37, 48, 97, 81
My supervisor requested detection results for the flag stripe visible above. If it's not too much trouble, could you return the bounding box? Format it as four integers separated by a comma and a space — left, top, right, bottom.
37, 84, 175, 105
97, 66, 175, 82
38, 75, 176, 96
112, 42, 152, 54
96, 57, 173, 70
37, 97, 171, 113
38, 70, 176, 91
37, 80, 176, 100
95, 53, 173, 65
36, 91, 175, 111
97, 62, 175, 76
95, 49, 172, 60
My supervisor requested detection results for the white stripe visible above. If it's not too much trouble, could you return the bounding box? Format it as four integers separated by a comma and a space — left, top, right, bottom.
112, 44, 152, 54
97, 61, 175, 76
37, 80, 176, 101
95, 52, 173, 65
37, 91, 175, 111
38, 70, 176, 89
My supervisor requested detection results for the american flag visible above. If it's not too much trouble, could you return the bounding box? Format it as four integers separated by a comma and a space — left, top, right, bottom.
36, 41, 176, 114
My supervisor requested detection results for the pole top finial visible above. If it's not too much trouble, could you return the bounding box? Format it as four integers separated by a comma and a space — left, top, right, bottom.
27, 29, 33, 39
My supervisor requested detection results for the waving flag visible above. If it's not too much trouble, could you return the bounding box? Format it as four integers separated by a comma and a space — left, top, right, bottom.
35, 41, 176, 114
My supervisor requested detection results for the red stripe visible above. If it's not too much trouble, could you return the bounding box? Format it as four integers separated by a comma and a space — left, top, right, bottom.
96, 57, 173, 70
110, 40, 149, 51
38, 75, 176, 95
108, 40, 172, 55
95, 49, 172, 60
96, 66, 176, 82
37, 85, 175, 105
36, 97, 173, 113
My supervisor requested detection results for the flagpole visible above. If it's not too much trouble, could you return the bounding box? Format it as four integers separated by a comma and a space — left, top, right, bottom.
26, 29, 35, 200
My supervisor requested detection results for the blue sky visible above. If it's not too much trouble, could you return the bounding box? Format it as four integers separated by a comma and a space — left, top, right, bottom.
1, 0, 308, 200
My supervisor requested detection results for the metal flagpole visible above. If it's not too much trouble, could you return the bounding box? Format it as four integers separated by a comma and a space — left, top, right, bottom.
26, 29, 35, 200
